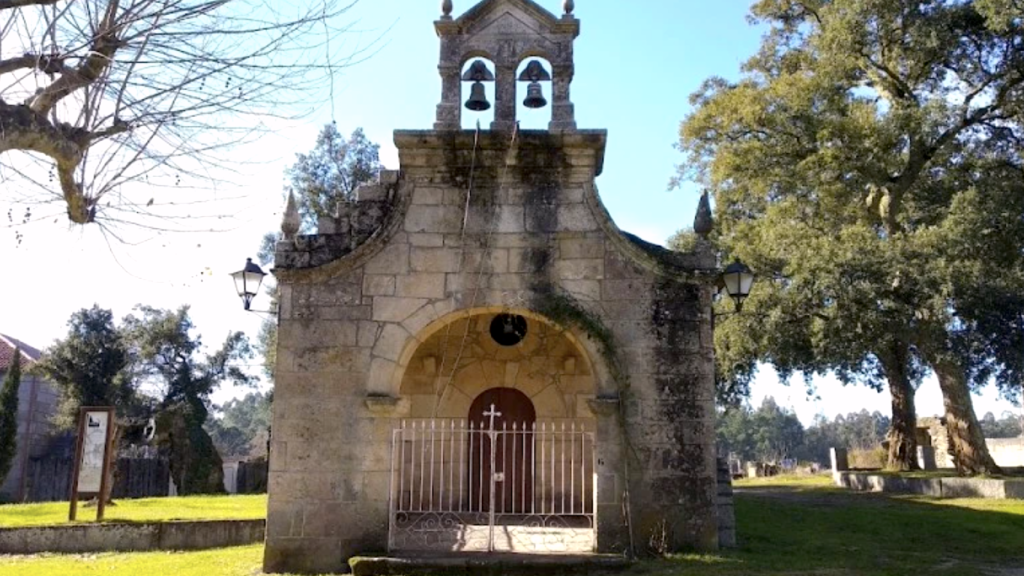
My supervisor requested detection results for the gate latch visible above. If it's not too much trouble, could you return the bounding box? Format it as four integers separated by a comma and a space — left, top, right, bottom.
493, 472, 505, 482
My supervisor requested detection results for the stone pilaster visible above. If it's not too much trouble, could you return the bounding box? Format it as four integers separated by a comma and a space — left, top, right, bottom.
435, 65, 462, 130
550, 64, 576, 131
492, 64, 517, 132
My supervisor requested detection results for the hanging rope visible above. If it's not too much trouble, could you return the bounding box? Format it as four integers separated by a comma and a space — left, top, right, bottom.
433, 121, 482, 414
433, 122, 520, 416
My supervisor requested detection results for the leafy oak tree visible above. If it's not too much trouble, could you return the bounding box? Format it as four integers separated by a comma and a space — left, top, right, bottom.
0, 0, 369, 227
123, 305, 253, 493
673, 224, 929, 469
679, 0, 1024, 474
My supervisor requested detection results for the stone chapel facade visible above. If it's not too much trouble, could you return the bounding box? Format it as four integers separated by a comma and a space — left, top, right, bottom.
265, 1, 722, 573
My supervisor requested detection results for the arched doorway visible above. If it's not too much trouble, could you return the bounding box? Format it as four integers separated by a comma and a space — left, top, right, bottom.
468, 388, 535, 514
388, 308, 599, 554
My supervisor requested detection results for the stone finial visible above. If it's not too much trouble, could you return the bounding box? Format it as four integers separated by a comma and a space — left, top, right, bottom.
694, 189, 714, 238
441, 0, 453, 18
563, 0, 575, 15
281, 189, 300, 241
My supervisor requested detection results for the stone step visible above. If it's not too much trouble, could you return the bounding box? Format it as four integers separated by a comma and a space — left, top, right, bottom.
349, 553, 632, 576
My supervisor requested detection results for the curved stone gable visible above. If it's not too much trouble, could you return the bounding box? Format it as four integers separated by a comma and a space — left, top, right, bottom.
263, 3, 719, 573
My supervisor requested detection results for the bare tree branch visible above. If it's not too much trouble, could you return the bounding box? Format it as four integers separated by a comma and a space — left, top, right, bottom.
0, 0, 375, 229
0, 52, 70, 75
28, 0, 123, 114
0, 0, 59, 10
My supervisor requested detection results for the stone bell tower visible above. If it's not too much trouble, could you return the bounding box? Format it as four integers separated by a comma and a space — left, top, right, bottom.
434, 0, 579, 132
265, 1, 722, 573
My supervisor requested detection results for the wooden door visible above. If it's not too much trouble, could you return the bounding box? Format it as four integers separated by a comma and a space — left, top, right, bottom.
468, 387, 535, 514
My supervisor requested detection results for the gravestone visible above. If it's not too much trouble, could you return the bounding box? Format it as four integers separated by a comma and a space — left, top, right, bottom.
917, 446, 938, 471
830, 447, 849, 474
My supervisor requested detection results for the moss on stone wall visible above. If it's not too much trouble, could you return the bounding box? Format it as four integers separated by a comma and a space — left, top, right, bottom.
532, 287, 629, 392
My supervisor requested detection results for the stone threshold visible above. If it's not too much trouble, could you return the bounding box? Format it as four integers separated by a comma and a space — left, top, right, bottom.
349, 553, 632, 576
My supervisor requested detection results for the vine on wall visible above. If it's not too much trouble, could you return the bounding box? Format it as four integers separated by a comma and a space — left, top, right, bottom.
532, 287, 630, 392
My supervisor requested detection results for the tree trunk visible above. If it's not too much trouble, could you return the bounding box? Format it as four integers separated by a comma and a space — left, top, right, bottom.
104, 424, 123, 504
879, 341, 919, 471
932, 359, 1001, 476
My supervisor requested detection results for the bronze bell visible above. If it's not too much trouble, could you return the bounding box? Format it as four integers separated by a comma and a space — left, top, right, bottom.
465, 81, 491, 111
523, 81, 547, 109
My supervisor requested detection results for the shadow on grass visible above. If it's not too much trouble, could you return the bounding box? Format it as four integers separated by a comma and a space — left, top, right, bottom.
637, 486, 1024, 576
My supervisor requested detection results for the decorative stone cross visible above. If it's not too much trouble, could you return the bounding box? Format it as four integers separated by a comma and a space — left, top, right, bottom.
483, 403, 502, 432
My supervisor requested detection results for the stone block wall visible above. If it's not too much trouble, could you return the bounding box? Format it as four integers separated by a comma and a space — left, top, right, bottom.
918, 418, 1024, 470
716, 457, 736, 548
985, 437, 1024, 468
266, 130, 718, 573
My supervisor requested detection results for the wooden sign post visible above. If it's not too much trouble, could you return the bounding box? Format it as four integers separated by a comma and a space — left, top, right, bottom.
69, 407, 116, 522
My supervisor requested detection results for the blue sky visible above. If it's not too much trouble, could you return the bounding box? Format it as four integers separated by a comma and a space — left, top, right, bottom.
1, 0, 1018, 423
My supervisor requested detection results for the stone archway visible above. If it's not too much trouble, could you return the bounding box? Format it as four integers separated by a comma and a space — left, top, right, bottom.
388, 308, 601, 554
397, 308, 599, 422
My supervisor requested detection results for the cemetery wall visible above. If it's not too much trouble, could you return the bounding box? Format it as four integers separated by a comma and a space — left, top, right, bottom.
985, 438, 1024, 468
0, 519, 265, 554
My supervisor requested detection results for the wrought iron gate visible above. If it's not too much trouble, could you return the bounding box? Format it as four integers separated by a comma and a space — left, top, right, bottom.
388, 417, 596, 553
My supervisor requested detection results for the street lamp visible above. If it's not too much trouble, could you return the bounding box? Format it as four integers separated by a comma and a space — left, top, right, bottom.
231, 258, 267, 311
721, 259, 755, 312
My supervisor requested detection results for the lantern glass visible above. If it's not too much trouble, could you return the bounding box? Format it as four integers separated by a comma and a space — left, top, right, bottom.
722, 259, 754, 306
231, 258, 266, 310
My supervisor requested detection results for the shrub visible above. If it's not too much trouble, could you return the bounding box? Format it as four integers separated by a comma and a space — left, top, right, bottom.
849, 447, 886, 470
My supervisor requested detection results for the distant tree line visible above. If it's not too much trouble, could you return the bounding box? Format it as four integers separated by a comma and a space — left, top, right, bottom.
719, 397, 890, 466
721, 400, 1024, 468
979, 412, 1024, 440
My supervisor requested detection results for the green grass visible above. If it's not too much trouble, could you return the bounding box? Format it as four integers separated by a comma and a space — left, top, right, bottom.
4, 485, 1024, 575
733, 473, 835, 489
0, 494, 267, 528
656, 485, 1024, 575
0, 544, 268, 576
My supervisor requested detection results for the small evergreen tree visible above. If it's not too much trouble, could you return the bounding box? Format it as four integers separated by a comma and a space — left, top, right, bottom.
35, 306, 138, 429
0, 349, 22, 486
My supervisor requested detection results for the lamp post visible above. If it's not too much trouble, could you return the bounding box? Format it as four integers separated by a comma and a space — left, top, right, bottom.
721, 259, 755, 313
231, 258, 267, 311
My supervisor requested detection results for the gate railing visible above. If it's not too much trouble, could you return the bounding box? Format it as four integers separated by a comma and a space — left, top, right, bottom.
388, 418, 596, 553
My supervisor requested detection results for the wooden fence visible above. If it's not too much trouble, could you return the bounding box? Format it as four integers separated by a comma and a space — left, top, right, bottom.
26, 456, 269, 502
25, 457, 171, 502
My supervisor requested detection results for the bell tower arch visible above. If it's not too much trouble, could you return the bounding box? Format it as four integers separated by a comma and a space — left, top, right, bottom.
434, 0, 579, 132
